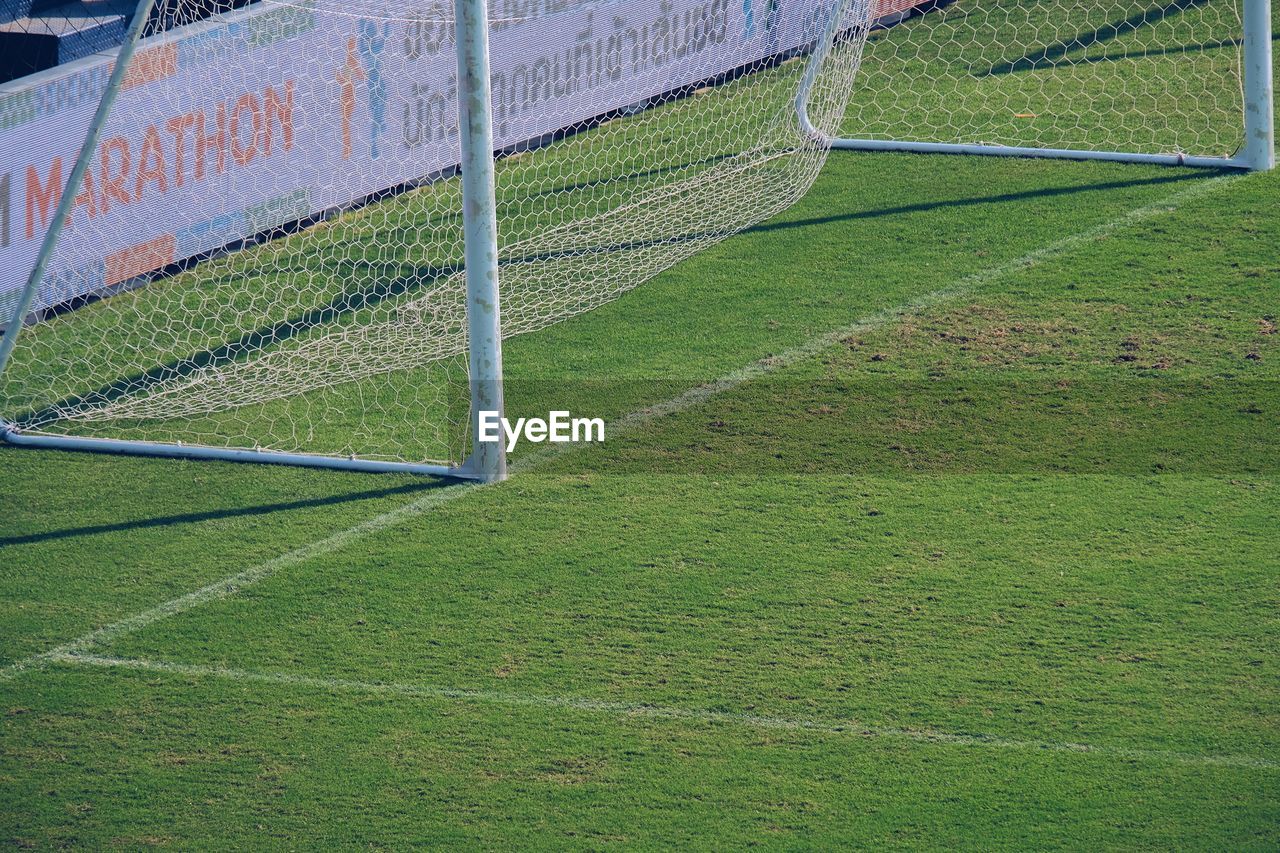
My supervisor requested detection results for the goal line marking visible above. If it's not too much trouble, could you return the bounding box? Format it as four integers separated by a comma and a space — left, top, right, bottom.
0, 172, 1239, 686
51, 651, 1277, 770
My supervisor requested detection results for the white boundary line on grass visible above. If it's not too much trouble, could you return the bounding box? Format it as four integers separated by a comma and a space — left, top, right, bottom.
53, 651, 1277, 769
513, 174, 1240, 460
0, 172, 1240, 690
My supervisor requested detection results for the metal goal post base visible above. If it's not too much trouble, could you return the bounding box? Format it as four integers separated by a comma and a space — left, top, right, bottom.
0, 426, 493, 480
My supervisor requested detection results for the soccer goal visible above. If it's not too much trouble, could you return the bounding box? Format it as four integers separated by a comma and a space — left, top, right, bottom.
0, 0, 876, 481
0, 0, 1272, 482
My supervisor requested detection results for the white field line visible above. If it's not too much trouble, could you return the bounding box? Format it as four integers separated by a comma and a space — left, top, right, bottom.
54, 651, 1278, 770
0, 483, 475, 682
0, 173, 1239, 687
512, 173, 1238, 468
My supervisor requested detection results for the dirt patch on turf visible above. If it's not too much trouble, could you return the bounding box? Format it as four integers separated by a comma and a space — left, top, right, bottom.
534, 755, 610, 785
840, 300, 1279, 374
843, 303, 1086, 369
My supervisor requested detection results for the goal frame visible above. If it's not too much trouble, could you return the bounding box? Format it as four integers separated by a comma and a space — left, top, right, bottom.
0, 0, 509, 482
0, 0, 1273, 482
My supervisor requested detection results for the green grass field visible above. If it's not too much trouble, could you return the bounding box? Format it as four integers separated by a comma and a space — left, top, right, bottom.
3, 0, 1279, 847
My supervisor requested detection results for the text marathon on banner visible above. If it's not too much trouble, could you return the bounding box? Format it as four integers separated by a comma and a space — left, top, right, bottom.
1, 0, 921, 314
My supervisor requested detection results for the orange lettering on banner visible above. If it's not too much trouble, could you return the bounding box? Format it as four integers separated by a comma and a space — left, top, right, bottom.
24, 158, 61, 239
166, 112, 197, 187
99, 137, 132, 212
135, 125, 169, 200
122, 44, 178, 90
20, 81, 297, 242
337, 39, 366, 160
230, 93, 262, 166
73, 170, 98, 220
105, 234, 176, 286
263, 82, 294, 155
195, 104, 228, 180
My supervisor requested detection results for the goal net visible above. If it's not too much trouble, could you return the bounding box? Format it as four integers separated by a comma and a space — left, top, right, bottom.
845, 0, 1252, 162
1, 0, 1264, 474
0, 0, 873, 469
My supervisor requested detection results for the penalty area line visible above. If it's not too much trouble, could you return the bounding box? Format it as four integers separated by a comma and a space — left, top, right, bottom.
52, 651, 1279, 770
0, 173, 1240, 686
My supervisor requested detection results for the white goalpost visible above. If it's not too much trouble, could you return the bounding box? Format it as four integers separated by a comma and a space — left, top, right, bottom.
0, 0, 875, 481
0, 0, 1272, 481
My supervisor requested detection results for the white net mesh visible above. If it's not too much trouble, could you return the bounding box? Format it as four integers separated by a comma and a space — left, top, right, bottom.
847, 0, 1246, 159
0, 0, 1254, 467
0, 0, 871, 465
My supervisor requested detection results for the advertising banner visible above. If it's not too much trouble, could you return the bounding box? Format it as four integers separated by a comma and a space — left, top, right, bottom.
0, 0, 928, 316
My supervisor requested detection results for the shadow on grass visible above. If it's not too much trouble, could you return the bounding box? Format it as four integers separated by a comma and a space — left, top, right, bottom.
0, 477, 443, 547
746, 171, 1208, 235
10, 255, 467, 430
984, 0, 1212, 76
985, 36, 1243, 74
